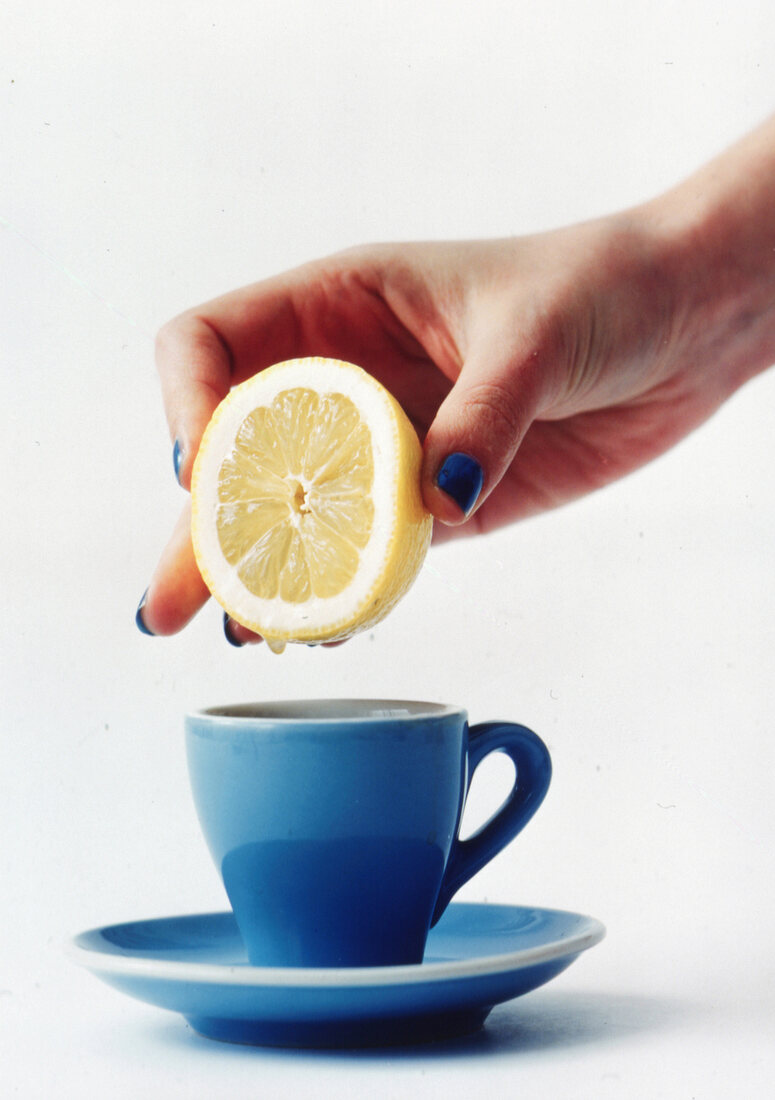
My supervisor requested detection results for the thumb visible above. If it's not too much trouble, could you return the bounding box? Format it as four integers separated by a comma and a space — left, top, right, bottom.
422, 346, 546, 525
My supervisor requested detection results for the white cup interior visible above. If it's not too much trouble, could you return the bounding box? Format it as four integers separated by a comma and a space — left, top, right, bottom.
195, 699, 460, 722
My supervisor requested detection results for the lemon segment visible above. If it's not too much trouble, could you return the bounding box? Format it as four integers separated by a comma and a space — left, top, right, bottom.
191, 358, 432, 647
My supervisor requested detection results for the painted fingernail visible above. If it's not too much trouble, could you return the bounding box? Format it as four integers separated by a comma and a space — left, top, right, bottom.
435, 453, 483, 516
223, 612, 245, 648
135, 589, 155, 636
172, 439, 184, 484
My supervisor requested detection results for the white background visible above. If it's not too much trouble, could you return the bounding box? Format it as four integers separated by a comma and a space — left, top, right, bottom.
1, 2, 774, 1097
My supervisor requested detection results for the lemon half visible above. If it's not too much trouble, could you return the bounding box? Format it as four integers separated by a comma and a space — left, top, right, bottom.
191, 358, 432, 651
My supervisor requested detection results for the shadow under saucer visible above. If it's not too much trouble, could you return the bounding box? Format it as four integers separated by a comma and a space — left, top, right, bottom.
68, 903, 606, 1050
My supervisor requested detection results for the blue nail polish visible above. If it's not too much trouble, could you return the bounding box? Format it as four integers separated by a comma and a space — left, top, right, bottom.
135, 589, 155, 636
223, 612, 245, 648
173, 439, 184, 484
436, 453, 484, 516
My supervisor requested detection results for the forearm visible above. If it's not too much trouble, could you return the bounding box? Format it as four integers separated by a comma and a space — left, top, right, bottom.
648, 115, 775, 392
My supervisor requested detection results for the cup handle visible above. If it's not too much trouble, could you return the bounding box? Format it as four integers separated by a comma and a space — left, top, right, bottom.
430, 722, 552, 926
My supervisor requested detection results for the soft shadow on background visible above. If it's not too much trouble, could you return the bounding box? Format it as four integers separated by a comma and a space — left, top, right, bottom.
3, 2, 775, 1097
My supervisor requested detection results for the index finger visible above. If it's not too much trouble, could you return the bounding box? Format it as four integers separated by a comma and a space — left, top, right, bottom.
155, 276, 304, 489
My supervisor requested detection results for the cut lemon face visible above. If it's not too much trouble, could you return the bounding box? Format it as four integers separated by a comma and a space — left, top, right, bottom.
191, 358, 433, 651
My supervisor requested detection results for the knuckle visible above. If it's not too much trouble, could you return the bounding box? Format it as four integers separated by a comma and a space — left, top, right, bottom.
155, 312, 229, 379
154, 312, 191, 362
462, 378, 528, 448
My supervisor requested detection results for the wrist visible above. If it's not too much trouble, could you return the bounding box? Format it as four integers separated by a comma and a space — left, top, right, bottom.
641, 133, 775, 391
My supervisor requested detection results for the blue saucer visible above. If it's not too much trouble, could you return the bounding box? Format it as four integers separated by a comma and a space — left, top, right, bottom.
68, 902, 605, 1048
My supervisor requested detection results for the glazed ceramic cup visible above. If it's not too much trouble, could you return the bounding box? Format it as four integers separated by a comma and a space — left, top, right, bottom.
185, 700, 552, 968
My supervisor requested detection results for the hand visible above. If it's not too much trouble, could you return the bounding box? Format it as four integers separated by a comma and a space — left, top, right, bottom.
138, 119, 775, 639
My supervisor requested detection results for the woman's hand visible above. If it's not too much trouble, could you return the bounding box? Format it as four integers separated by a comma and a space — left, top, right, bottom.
137, 118, 775, 639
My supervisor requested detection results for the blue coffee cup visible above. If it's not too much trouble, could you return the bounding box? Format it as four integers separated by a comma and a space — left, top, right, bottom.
185, 700, 552, 968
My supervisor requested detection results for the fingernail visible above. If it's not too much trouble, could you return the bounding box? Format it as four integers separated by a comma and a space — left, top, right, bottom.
135, 589, 155, 636
172, 439, 184, 484
223, 612, 245, 648
435, 453, 483, 516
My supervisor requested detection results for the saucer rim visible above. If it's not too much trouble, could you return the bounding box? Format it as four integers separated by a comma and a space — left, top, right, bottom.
66, 902, 606, 989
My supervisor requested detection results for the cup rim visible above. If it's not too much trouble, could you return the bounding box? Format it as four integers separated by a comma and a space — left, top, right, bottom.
185, 699, 463, 724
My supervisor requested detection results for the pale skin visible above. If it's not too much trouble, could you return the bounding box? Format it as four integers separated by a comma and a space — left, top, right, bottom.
139, 116, 775, 644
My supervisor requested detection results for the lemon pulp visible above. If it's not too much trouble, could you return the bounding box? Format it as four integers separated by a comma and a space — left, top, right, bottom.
216, 388, 375, 604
